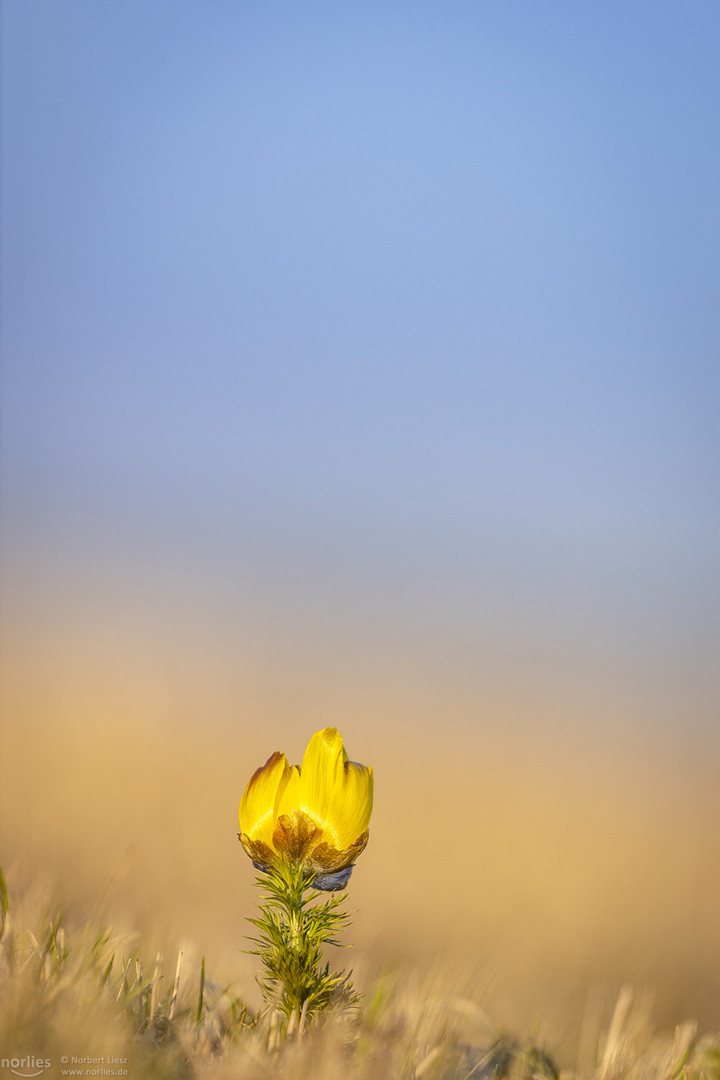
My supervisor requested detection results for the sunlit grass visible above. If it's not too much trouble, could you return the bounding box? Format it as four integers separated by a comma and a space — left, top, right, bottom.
2, 865, 719, 1080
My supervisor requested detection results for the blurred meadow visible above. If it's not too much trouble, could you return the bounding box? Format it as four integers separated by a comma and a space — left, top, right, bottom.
2, 2, 720, 1076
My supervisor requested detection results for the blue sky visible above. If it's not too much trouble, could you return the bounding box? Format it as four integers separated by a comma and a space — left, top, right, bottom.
2, 2, 719, 716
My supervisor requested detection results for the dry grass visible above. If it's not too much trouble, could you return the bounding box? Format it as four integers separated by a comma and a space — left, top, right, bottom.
1, 865, 719, 1080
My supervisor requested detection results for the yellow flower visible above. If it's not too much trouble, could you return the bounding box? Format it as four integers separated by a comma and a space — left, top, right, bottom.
238, 727, 373, 891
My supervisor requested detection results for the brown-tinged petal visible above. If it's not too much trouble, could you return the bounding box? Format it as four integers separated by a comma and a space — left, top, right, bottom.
239, 750, 291, 850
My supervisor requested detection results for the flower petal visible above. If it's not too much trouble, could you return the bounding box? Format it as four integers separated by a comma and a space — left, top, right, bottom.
335, 761, 374, 849
239, 834, 276, 871
274, 763, 302, 821
297, 727, 345, 834
272, 809, 320, 860
307, 830, 369, 873
239, 751, 291, 849
298, 728, 374, 850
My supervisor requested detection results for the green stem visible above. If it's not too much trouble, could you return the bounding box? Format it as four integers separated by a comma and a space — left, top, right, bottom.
248, 860, 357, 1033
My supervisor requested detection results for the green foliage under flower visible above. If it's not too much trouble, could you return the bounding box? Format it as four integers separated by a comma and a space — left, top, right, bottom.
246, 860, 358, 1031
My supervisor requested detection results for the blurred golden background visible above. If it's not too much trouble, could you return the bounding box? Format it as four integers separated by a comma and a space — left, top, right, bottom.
2, 582, 718, 1055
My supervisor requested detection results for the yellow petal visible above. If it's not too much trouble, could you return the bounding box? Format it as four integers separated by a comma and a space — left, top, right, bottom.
239, 751, 291, 849
298, 727, 344, 826
274, 763, 302, 820
298, 728, 374, 850
334, 760, 373, 849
